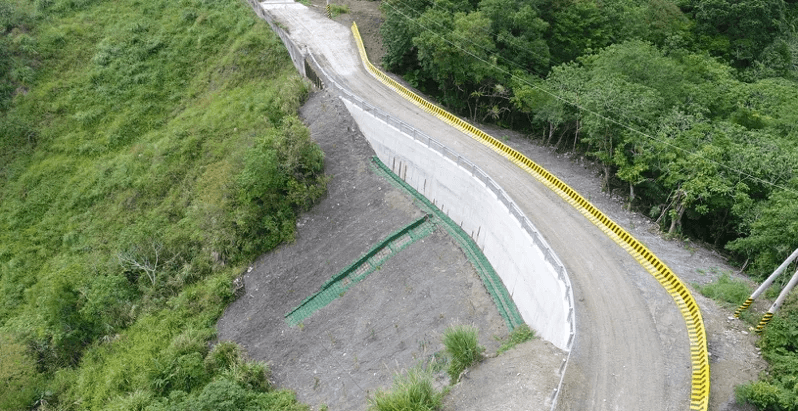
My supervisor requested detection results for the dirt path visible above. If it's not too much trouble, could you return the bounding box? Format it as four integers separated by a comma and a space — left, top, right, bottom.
223, 2, 768, 410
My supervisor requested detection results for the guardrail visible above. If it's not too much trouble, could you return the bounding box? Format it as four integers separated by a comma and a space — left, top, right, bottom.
350, 21, 709, 411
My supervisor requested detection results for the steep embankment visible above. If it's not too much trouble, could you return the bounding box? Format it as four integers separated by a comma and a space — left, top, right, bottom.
0, 1, 322, 409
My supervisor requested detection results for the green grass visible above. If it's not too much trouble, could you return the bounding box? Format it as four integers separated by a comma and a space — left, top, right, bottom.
0, 0, 322, 408
369, 369, 442, 411
443, 325, 484, 384
329, 4, 350, 18
497, 324, 535, 355
694, 273, 753, 307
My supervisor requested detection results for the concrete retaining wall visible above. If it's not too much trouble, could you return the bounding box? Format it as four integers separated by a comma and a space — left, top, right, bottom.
340, 97, 573, 350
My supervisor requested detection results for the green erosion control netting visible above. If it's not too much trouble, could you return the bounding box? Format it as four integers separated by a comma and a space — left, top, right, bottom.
285, 214, 435, 326
370, 156, 524, 330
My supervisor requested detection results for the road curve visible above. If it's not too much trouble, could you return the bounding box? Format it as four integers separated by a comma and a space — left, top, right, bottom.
255, 2, 692, 410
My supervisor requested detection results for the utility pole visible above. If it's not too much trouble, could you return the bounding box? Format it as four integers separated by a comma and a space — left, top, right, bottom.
734, 247, 798, 318
755, 267, 798, 334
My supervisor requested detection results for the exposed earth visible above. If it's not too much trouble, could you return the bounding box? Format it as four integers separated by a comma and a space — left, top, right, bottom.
218, 2, 769, 410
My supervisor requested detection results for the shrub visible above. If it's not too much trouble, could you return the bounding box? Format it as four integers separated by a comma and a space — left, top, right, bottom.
369, 369, 441, 411
442, 325, 484, 383
735, 380, 797, 411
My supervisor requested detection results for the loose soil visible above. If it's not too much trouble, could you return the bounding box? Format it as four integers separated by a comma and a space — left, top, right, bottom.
219, 2, 769, 410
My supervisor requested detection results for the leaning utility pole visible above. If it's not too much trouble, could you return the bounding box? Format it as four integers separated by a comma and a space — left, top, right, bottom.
755, 267, 798, 334
734, 247, 798, 318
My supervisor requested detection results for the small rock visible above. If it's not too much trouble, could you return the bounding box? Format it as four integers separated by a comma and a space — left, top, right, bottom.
742, 331, 748, 335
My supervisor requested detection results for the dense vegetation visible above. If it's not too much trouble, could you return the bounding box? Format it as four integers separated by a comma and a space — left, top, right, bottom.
0, 0, 325, 409
380, 0, 797, 408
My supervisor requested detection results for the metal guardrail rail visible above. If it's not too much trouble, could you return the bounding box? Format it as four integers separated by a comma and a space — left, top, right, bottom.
349, 21, 709, 411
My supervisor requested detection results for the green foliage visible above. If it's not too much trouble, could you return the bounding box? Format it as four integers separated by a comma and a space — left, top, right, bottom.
689, 0, 788, 69
0, 0, 321, 408
443, 325, 484, 383
0, 332, 43, 410
497, 324, 535, 354
736, 293, 798, 410
329, 4, 350, 18
727, 185, 798, 279
694, 273, 753, 306
380, 0, 430, 72
369, 369, 442, 411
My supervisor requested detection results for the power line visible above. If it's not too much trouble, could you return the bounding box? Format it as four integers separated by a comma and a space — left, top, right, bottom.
380, 0, 798, 195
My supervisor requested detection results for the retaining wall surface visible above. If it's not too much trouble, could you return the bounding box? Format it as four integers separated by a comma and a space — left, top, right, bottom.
342, 99, 571, 350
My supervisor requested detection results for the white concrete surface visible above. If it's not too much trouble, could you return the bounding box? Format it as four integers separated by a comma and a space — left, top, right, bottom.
342, 98, 573, 350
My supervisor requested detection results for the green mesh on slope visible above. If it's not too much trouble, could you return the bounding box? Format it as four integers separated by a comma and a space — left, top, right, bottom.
285, 215, 435, 326
370, 156, 525, 330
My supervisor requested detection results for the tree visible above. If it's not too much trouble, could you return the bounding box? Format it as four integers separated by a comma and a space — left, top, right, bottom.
380, 0, 432, 72
479, 0, 550, 74
547, 0, 613, 66
413, 9, 505, 113
691, 0, 787, 67
727, 183, 798, 278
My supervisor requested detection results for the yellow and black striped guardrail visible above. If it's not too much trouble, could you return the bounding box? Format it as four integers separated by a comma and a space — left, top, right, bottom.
350, 22, 709, 411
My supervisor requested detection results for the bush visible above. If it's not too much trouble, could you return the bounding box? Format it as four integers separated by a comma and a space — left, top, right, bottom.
442, 325, 484, 383
735, 293, 798, 410
735, 380, 797, 411
369, 369, 442, 411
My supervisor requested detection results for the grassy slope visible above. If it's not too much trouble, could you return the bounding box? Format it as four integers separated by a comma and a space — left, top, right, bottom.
0, 0, 321, 409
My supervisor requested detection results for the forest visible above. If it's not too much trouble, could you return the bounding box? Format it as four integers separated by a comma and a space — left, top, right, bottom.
380, 0, 798, 408
0, 0, 323, 409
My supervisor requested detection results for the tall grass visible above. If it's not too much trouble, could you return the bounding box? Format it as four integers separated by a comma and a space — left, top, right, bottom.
443, 325, 484, 383
369, 369, 442, 411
